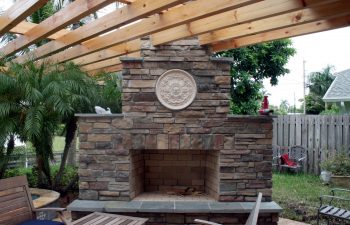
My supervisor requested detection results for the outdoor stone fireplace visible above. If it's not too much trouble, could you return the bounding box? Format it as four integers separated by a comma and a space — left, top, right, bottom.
73, 38, 279, 224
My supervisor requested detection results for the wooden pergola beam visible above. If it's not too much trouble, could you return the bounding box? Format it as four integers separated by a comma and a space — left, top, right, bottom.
0, 0, 48, 36
1, 0, 115, 57
150, 0, 336, 46
211, 15, 350, 52
14, 0, 189, 63
88, 64, 123, 75
36, 0, 260, 64
71, 0, 339, 67
73, 39, 141, 66
199, 0, 350, 45
81, 51, 140, 71
9, 21, 69, 40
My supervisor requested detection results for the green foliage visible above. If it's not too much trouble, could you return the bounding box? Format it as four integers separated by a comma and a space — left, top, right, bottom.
94, 72, 122, 113
320, 104, 340, 115
4, 165, 78, 189
216, 39, 296, 114
320, 152, 350, 176
305, 66, 335, 115
0, 60, 96, 186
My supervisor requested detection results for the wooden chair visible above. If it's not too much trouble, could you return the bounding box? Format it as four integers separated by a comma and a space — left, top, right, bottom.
194, 193, 262, 225
0, 176, 149, 225
0, 176, 68, 225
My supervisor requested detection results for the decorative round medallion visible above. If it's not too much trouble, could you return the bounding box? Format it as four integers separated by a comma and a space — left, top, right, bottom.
156, 69, 197, 110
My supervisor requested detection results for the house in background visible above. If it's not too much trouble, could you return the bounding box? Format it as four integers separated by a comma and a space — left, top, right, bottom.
323, 68, 350, 113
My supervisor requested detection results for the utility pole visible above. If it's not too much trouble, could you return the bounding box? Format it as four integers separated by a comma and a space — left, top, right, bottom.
303, 60, 306, 114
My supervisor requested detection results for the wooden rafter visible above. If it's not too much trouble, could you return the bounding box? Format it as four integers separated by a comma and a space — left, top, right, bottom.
69, 0, 341, 67
14, 0, 189, 63
199, 0, 350, 45
88, 64, 123, 75
9, 21, 69, 39
0, 0, 115, 57
34, 0, 260, 64
81, 51, 140, 71
150, 0, 337, 46
211, 15, 350, 52
72, 39, 141, 66
0, 0, 48, 36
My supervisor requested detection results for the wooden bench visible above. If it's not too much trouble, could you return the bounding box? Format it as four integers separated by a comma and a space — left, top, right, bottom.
70, 212, 148, 225
317, 188, 350, 225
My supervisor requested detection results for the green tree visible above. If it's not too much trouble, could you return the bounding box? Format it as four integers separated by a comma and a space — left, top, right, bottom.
216, 39, 296, 114
0, 60, 96, 187
305, 66, 335, 114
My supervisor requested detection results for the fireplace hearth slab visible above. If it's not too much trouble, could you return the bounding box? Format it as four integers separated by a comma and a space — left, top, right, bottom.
68, 200, 282, 214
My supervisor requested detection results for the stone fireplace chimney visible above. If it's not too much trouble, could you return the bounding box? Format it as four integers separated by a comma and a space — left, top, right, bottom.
76, 37, 273, 203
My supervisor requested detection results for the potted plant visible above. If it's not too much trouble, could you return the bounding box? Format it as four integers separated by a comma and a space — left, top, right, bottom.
320, 152, 350, 187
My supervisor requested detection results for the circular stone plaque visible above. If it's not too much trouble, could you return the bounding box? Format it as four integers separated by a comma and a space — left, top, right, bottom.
156, 69, 197, 110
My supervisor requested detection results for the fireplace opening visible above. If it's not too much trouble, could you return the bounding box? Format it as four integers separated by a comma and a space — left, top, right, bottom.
130, 149, 219, 201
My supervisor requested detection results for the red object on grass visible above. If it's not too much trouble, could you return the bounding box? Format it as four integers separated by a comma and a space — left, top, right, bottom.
280, 153, 297, 167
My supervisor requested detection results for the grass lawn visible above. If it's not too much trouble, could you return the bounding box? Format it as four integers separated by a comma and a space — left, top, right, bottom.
53, 136, 65, 152
273, 172, 349, 225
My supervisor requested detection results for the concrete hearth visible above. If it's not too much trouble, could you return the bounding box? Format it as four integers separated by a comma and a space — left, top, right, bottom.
72, 38, 279, 224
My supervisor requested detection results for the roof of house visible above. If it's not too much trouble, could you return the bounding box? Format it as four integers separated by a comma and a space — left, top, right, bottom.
323, 69, 350, 102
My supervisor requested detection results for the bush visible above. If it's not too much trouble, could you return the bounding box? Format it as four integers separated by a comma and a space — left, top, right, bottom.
320, 152, 350, 176
4, 165, 78, 190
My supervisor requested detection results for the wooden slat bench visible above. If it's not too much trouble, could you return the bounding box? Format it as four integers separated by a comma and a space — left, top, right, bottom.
71, 212, 148, 225
317, 188, 350, 225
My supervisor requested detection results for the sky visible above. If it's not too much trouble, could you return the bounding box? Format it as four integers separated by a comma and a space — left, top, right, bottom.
263, 27, 350, 107
1, 1, 350, 108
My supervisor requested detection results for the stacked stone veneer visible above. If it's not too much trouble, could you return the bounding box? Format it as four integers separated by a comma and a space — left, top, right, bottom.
77, 38, 273, 202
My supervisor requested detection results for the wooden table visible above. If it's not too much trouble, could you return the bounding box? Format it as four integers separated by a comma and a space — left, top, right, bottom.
71, 212, 148, 225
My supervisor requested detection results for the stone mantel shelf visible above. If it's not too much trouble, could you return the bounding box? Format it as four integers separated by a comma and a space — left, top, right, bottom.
75, 113, 124, 117
68, 200, 282, 214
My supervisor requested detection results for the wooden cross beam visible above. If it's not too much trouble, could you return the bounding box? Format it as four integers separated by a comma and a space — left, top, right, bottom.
34, 0, 260, 64
13, 0, 189, 63
0, 0, 48, 36
0, 0, 115, 57
199, 0, 350, 45
211, 15, 350, 52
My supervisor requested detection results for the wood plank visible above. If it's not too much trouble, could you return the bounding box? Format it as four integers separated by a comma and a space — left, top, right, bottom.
289, 115, 295, 146
283, 115, 289, 146
314, 115, 321, 174
0, 176, 27, 190
329, 116, 335, 153
14, 0, 190, 63
10, 21, 70, 40
336, 116, 343, 152
72, 39, 141, 66
340, 211, 350, 219
1, 0, 115, 56
320, 116, 328, 162
335, 209, 346, 217
272, 118, 277, 145
211, 15, 350, 52
295, 115, 302, 146
88, 64, 123, 75
152, 0, 338, 46
343, 115, 350, 151
82, 52, 140, 71
320, 206, 333, 214
277, 116, 283, 145
307, 116, 315, 173
71, 213, 103, 225
35, 0, 260, 64
199, 0, 350, 45
301, 116, 308, 148
0, 0, 48, 36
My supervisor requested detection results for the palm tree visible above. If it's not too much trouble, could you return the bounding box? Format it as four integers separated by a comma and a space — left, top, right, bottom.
0, 60, 96, 187
307, 65, 335, 97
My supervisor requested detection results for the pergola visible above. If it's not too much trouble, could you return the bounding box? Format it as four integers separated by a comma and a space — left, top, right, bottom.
1, 0, 350, 75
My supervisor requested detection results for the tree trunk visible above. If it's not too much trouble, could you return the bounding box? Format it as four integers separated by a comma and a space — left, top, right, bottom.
67, 131, 77, 166
54, 117, 77, 189
0, 135, 15, 179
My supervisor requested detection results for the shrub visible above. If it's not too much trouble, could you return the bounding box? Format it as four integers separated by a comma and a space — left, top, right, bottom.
4, 165, 78, 190
320, 152, 350, 176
